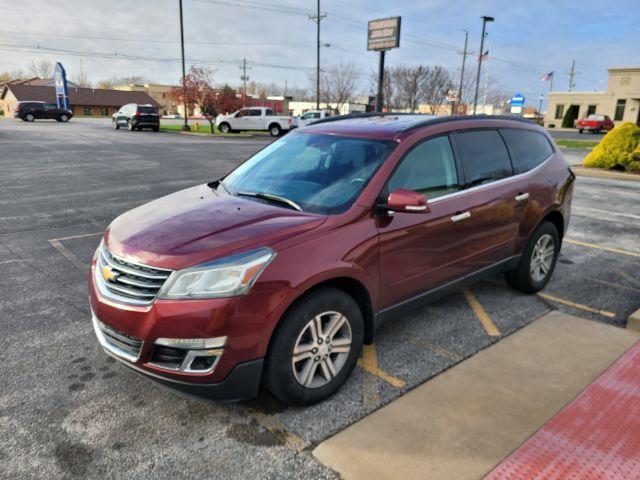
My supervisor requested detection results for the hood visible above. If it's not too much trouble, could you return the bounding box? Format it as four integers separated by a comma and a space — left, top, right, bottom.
105, 184, 326, 270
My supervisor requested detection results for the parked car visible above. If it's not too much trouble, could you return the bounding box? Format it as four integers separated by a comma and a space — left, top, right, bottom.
215, 107, 295, 136
576, 114, 614, 133
112, 104, 160, 131
297, 109, 332, 128
13, 101, 73, 122
89, 113, 574, 405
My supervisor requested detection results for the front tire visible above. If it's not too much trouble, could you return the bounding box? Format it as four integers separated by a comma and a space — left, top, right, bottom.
578, 129, 583, 133
113, 120, 120, 130
263, 287, 364, 405
60, 114, 69, 122
218, 122, 231, 134
507, 221, 560, 293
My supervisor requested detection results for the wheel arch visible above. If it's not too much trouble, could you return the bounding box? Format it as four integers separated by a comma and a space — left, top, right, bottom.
541, 209, 565, 239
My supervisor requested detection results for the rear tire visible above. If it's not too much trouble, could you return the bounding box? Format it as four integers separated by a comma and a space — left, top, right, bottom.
269, 124, 282, 137
578, 129, 583, 133
25, 114, 35, 122
127, 120, 135, 131
263, 287, 364, 405
506, 221, 560, 293
152, 126, 159, 132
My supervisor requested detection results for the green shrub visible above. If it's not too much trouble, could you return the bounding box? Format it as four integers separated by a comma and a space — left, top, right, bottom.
561, 107, 576, 128
583, 122, 640, 171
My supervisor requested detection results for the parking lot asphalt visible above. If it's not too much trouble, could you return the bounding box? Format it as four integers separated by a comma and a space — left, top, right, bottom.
1, 118, 639, 479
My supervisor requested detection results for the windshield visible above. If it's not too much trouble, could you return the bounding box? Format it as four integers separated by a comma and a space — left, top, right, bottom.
587, 115, 604, 121
222, 132, 396, 215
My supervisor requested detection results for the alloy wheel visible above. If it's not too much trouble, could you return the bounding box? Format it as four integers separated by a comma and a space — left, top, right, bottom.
291, 311, 352, 388
530, 233, 555, 282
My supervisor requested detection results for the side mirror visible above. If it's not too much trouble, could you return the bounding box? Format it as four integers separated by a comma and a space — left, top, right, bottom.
386, 188, 430, 213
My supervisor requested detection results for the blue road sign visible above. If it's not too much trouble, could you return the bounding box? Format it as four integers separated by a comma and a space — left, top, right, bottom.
510, 93, 525, 106
53, 62, 70, 110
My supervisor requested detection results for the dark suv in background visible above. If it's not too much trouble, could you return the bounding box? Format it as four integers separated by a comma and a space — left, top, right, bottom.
13, 101, 73, 122
112, 104, 160, 131
89, 113, 574, 405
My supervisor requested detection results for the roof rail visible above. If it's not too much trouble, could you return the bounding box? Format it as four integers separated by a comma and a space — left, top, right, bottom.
398, 114, 537, 132
308, 111, 420, 126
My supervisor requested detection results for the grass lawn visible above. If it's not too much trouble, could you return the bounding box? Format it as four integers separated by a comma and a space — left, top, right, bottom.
555, 139, 600, 149
159, 124, 270, 136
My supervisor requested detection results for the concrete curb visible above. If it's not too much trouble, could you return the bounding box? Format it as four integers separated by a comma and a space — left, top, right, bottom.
572, 166, 640, 182
628, 308, 640, 333
159, 129, 270, 139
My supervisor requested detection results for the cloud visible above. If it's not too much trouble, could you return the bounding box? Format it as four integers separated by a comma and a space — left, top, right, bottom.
1, 0, 638, 102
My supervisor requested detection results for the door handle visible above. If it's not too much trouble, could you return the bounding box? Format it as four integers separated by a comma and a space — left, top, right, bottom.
515, 192, 530, 202
451, 211, 471, 222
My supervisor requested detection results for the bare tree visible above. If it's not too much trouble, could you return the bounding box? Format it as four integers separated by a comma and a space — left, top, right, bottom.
421, 66, 453, 114
28, 59, 54, 78
310, 62, 358, 111
71, 70, 92, 88
369, 67, 398, 111
394, 66, 428, 113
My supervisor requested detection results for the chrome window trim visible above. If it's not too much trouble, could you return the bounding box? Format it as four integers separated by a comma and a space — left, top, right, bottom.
428, 152, 553, 205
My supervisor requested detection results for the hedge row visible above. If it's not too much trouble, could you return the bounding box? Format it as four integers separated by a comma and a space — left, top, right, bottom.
583, 122, 640, 172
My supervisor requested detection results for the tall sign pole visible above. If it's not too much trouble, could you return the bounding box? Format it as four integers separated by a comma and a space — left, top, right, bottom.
473, 15, 494, 115
367, 16, 401, 113
52, 62, 70, 111
179, 0, 190, 131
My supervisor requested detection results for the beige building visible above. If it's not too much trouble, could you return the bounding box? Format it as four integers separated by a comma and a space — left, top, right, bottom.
544, 67, 640, 128
114, 83, 178, 115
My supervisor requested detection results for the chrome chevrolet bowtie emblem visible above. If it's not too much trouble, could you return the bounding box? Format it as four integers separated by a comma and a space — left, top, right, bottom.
101, 265, 119, 282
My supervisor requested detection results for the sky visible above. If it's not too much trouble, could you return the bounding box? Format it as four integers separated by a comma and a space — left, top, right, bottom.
1, 0, 639, 108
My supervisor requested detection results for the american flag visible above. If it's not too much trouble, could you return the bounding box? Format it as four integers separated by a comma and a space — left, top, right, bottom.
540, 71, 554, 82
478, 50, 489, 61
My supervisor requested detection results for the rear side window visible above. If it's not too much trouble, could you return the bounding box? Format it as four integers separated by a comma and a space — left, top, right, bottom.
388, 136, 459, 199
453, 130, 512, 186
501, 129, 553, 173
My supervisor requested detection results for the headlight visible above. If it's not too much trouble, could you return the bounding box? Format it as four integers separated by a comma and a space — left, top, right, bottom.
158, 247, 275, 299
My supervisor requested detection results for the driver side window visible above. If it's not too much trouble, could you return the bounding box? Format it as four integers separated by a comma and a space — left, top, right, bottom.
388, 136, 459, 199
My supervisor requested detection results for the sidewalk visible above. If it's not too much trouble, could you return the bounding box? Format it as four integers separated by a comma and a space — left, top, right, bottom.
313, 311, 639, 480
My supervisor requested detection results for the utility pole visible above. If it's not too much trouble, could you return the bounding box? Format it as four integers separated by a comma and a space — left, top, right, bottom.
455, 30, 468, 116
309, 0, 326, 109
239, 58, 252, 107
473, 15, 494, 115
568, 60, 578, 92
178, 0, 189, 131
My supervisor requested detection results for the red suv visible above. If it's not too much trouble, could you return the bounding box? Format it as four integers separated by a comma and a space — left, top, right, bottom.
89, 114, 574, 405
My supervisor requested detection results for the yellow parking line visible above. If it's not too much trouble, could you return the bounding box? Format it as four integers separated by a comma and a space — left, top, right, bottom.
360, 344, 380, 408
618, 270, 640, 288
463, 288, 500, 337
358, 343, 406, 390
247, 409, 309, 453
537, 292, 616, 318
564, 239, 640, 258
48, 239, 86, 271
48, 232, 102, 242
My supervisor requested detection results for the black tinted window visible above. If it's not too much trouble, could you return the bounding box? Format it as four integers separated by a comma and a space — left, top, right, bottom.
501, 129, 553, 172
454, 130, 512, 186
137, 106, 157, 114
388, 136, 459, 199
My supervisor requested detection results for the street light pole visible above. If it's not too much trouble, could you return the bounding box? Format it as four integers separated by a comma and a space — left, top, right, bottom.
473, 15, 493, 115
538, 94, 544, 114
179, 0, 189, 131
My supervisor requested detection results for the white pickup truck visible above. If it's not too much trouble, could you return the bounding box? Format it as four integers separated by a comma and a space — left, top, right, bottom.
297, 110, 332, 127
215, 107, 295, 136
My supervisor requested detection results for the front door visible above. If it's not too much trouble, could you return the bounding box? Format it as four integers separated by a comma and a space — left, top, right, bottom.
377, 135, 472, 309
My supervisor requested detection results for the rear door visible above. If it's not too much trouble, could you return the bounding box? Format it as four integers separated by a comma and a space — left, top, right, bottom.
449, 129, 521, 270
30, 103, 45, 119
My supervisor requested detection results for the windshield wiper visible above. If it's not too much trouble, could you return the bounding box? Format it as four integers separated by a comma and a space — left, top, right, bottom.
236, 191, 302, 211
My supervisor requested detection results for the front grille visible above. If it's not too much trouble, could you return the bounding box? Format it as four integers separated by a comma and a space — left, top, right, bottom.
97, 246, 172, 305
98, 320, 143, 360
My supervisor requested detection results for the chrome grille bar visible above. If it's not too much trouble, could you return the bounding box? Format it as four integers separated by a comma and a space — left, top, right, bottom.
96, 244, 173, 305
